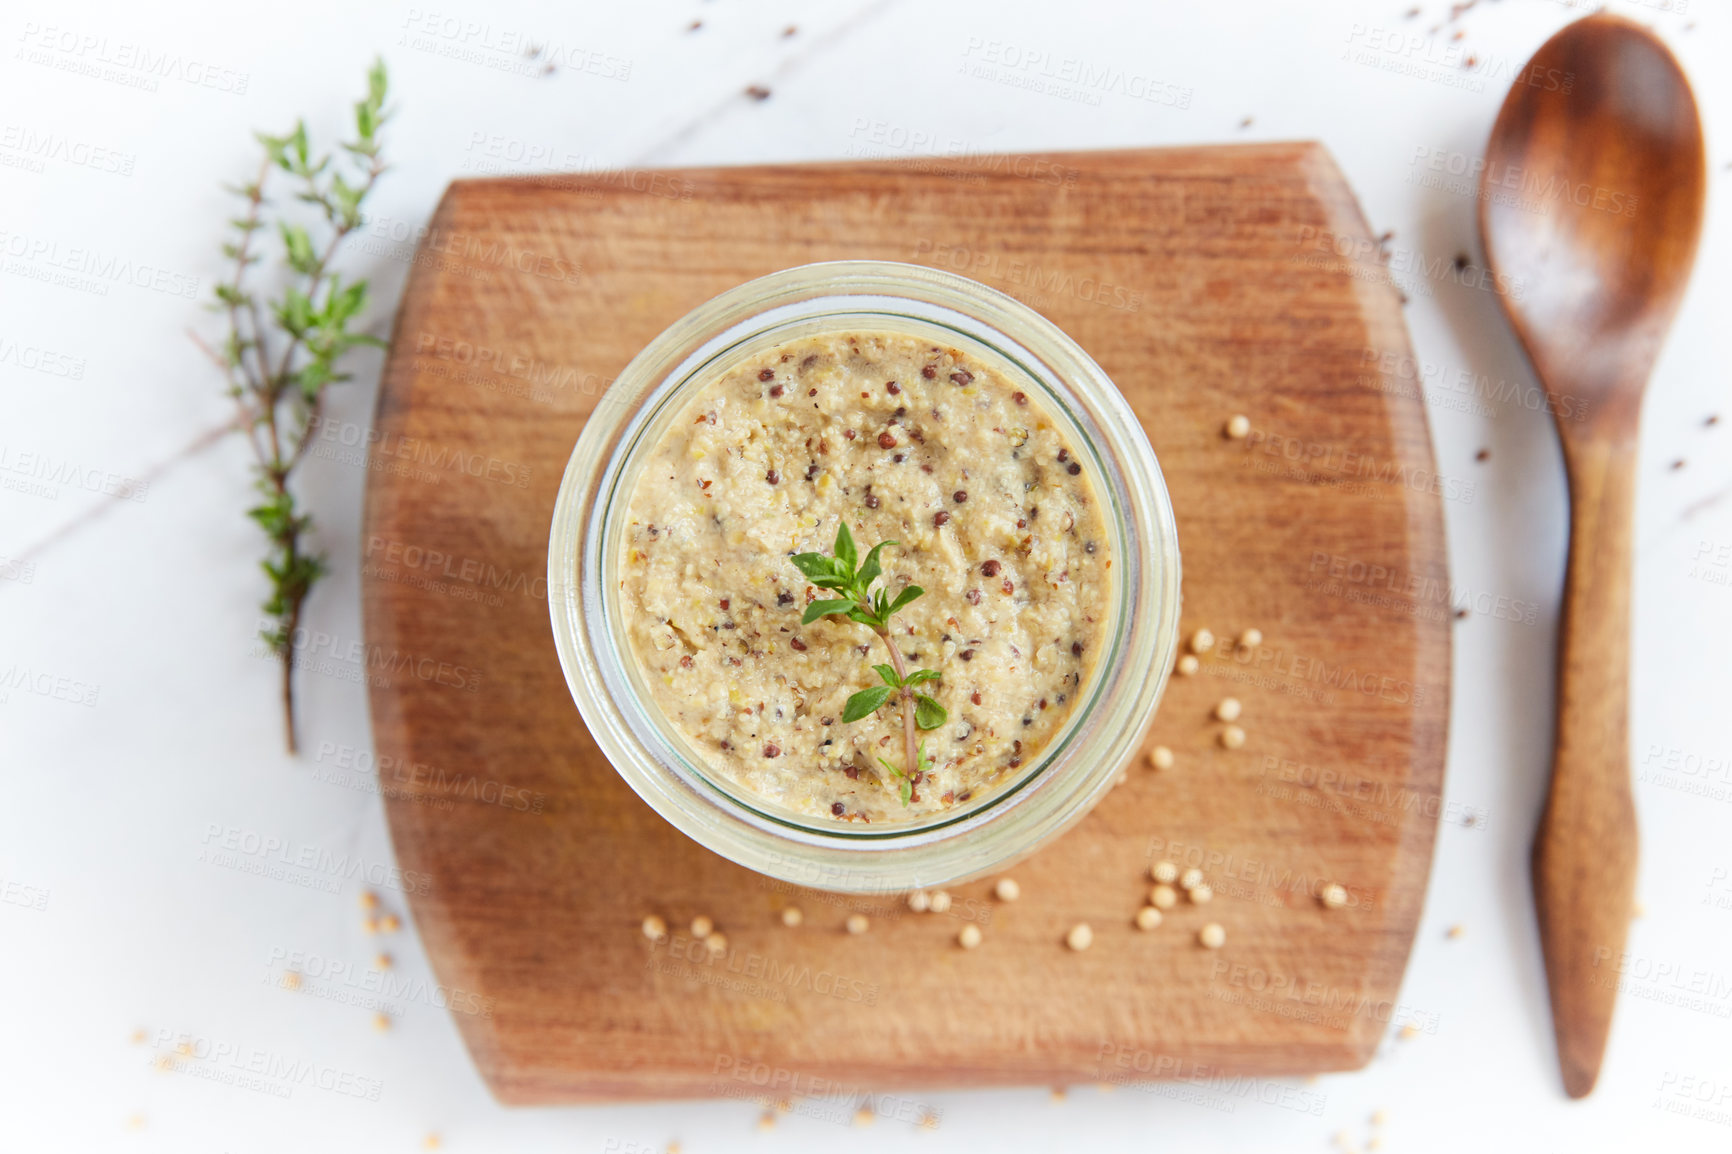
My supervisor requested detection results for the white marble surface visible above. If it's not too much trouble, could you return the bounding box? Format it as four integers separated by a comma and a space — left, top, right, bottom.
3, 0, 1730, 1149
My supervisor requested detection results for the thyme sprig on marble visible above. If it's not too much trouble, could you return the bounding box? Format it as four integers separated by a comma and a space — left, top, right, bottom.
791, 523, 947, 805
193, 58, 391, 754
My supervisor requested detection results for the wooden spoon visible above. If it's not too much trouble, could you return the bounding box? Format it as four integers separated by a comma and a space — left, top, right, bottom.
1478, 14, 1704, 1099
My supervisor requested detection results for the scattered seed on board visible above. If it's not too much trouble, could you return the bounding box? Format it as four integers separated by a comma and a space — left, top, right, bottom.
1179, 867, 1204, 891
690, 915, 714, 939
1238, 628, 1263, 649
1175, 654, 1200, 676
1150, 860, 1179, 885
1189, 628, 1215, 655
1198, 923, 1226, 949
928, 890, 953, 913
1214, 697, 1242, 722
995, 878, 1021, 902
907, 890, 931, 913
846, 913, 870, 935
1319, 883, 1348, 910
781, 907, 804, 927
1147, 745, 1175, 771
958, 924, 983, 949
1190, 884, 1214, 905
706, 932, 728, 954
1220, 725, 1246, 749
1150, 884, 1179, 910
1135, 906, 1163, 931
642, 915, 668, 941
1225, 414, 1251, 439
1066, 923, 1094, 951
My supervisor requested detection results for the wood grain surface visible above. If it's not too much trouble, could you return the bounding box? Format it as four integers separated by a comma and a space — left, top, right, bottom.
362, 143, 1451, 1105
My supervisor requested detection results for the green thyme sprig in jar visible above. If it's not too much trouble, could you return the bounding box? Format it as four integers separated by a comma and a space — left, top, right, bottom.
791, 522, 948, 805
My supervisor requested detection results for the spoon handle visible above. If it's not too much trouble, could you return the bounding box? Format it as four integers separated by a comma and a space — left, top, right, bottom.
1533, 431, 1639, 1099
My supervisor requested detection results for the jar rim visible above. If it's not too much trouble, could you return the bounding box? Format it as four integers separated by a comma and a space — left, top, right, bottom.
548, 261, 1181, 892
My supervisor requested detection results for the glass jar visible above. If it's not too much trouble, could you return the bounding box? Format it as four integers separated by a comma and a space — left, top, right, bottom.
548, 261, 1180, 894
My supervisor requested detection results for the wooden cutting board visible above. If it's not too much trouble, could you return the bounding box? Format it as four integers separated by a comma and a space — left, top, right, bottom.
362, 144, 1450, 1105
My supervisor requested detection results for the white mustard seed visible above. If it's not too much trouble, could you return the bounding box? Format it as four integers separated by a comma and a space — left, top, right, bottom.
690, 915, 714, 939
1150, 861, 1179, 884
846, 913, 870, 935
1319, 883, 1348, 910
928, 890, 952, 913
1189, 628, 1215, 655
958, 924, 983, 949
1178, 868, 1204, 891
1150, 884, 1179, 910
1190, 884, 1214, 905
1213, 697, 1242, 722
995, 878, 1021, 902
1225, 414, 1251, 439
1198, 923, 1226, 949
1220, 725, 1246, 749
781, 906, 804, 927
1147, 745, 1175, 771
642, 915, 668, 941
907, 890, 931, 913
1135, 906, 1163, 931
1238, 628, 1263, 649
1446, 924, 1464, 939
1175, 654, 1199, 676
705, 932, 728, 954
1066, 923, 1094, 951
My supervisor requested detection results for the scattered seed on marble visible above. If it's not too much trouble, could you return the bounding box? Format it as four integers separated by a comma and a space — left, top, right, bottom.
995, 878, 1021, 902
1066, 923, 1094, 951
372, 1012, 392, 1032
1150, 884, 1179, 910
1198, 923, 1226, 949
846, 913, 870, 934
1151, 861, 1179, 885
1220, 725, 1246, 749
359, 892, 380, 911
958, 924, 983, 949
1147, 745, 1175, 770
1135, 906, 1163, 931
379, 914, 401, 933
1446, 924, 1464, 939
1398, 1024, 1421, 1041
1214, 697, 1242, 722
